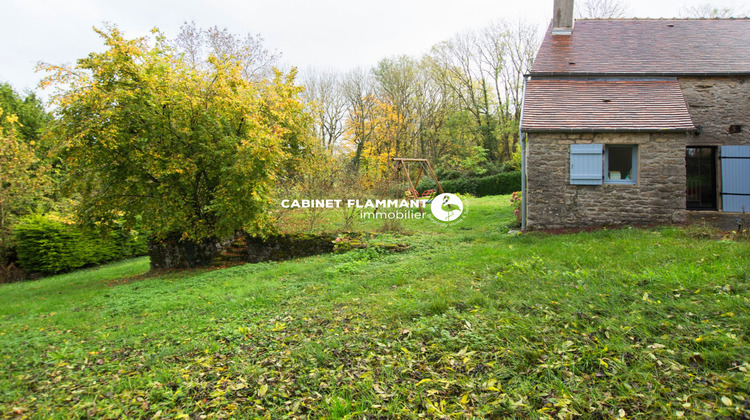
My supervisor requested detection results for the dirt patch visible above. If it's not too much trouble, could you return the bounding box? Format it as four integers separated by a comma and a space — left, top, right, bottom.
687, 211, 747, 232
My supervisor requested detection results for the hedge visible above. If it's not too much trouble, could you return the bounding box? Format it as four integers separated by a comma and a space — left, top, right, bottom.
418, 171, 521, 197
13, 215, 148, 275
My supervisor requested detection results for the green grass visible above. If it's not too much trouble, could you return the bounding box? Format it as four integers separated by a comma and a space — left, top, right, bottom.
1, 195, 749, 418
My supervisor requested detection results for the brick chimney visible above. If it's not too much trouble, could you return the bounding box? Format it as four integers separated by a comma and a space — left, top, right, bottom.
552, 0, 574, 35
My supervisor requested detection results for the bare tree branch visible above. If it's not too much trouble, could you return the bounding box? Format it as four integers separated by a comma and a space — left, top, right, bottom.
172, 22, 279, 80
681, 2, 748, 18
576, 0, 629, 18
302, 69, 348, 154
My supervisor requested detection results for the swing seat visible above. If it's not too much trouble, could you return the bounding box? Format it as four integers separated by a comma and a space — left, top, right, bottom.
390, 159, 443, 204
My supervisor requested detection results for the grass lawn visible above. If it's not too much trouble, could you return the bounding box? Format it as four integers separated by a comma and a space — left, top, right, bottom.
1, 195, 749, 418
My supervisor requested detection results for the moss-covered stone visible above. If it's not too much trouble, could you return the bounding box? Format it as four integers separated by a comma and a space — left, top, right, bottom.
244, 233, 335, 263
148, 235, 232, 270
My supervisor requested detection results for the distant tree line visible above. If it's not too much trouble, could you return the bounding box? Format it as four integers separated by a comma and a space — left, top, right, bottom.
301, 19, 540, 182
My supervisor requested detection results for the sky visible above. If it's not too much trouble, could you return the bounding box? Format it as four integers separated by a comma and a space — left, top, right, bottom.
1, 0, 747, 99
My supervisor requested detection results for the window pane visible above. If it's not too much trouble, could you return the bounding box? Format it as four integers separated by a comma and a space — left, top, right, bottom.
686, 147, 716, 210
608, 146, 633, 180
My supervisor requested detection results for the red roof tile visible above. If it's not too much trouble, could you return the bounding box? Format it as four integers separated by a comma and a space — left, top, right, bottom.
531, 19, 750, 76
521, 79, 695, 132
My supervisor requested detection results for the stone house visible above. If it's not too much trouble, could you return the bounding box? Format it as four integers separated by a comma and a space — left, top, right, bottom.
519, 0, 750, 229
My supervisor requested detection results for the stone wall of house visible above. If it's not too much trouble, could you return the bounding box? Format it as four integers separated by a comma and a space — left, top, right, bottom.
525, 132, 687, 229
680, 77, 750, 146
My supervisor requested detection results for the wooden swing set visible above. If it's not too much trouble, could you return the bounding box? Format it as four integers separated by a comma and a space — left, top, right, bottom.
369, 157, 444, 215
391, 158, 444, 199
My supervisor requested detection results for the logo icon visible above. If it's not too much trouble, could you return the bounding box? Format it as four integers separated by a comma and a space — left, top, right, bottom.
431, 193, 464, 222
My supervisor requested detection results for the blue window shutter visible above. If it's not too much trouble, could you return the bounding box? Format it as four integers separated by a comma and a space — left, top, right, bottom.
721, 146, 750, 212
570, 144, 603, 185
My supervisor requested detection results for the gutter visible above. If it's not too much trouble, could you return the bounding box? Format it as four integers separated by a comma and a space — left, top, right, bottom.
528, 72, 750, 78
522, 127, 694, 133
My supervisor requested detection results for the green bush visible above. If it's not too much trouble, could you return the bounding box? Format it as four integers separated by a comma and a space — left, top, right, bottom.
13, 215, 148, 275
418, 171, 521, 197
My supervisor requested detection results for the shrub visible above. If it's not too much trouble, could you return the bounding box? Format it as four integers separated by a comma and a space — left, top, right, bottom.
511, 191, 522, 226
418, 171, 521, 197
13, 215, 147, 275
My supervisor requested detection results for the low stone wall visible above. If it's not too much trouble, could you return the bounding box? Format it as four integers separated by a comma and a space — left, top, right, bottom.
148, 233, 336, 269
525, 132, 687, 229
244, 234, 335, 263
148, 236, 232, 270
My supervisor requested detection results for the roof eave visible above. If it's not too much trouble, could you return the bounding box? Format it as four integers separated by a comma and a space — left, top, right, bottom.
521, 127, 695, 134
528, 72, 750, 78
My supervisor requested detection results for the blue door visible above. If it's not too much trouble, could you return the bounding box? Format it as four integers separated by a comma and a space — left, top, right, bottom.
721, 146, 750, 212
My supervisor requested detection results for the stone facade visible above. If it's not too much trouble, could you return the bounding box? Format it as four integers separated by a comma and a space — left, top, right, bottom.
525, 132, 687, 229
524, 76, 750, 229
680, 77, 750, 147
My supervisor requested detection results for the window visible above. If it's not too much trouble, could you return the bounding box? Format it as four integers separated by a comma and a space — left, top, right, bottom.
686, 147, 717, 210
605, 145, 637, 184
570, 144, 603, 185
570, 144, 638, 185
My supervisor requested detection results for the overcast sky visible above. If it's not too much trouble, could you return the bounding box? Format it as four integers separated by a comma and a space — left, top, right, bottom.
1, 0, 747, 98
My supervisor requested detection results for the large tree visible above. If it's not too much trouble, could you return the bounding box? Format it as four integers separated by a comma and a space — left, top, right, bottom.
0, 84, 52, 217
0, 108, 50, 259
0, 83, 51, 154
302, 69, 348, 154
341, 68, 377, 169
372, 56, 420, 159
41, 26, 312, 260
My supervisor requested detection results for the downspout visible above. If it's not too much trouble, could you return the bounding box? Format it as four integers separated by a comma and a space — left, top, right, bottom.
520, 133, 527, 231
519, 75, 530, 230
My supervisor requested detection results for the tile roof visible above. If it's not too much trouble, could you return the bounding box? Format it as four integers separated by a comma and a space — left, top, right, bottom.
521, 79, 695, 132
531, 19, 750, 76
